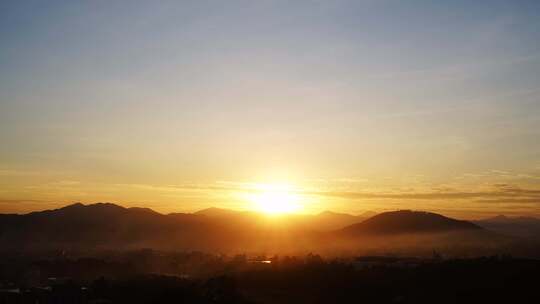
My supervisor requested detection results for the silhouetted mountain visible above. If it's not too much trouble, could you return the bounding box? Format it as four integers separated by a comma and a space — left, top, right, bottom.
332, 210, 514, 257
340, 210, 482, 235
0, 203, 328, 253
195, 207, 242, 218
474, 215, 540, 239
0, 203, 181, 251
311, 211, 367, 230
0, 204, 518, 256
477, 215, 540, 224
194, 208, 372, 230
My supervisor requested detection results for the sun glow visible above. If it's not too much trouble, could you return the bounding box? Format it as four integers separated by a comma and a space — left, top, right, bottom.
247, 184, 303, 215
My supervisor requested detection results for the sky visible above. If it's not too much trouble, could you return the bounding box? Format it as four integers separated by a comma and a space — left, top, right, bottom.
1, 0, 540, 218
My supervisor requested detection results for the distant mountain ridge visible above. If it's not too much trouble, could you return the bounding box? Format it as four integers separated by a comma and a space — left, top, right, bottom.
0, 203, 510, 254
191, 206, 372, 230
0, 203, 371, 251
474, 215, 540, 239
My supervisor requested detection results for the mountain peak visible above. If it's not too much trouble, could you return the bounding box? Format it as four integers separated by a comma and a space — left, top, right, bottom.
128, 207, 160, 215
35, 202, 128, 217
341, 210, 481, 235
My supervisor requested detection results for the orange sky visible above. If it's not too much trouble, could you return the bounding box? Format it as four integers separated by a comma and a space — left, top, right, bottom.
1, 1, 540, 218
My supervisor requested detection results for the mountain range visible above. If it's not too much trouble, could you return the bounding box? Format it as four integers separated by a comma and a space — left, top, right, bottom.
473, 215, 540, 239
0, 203, 523, 255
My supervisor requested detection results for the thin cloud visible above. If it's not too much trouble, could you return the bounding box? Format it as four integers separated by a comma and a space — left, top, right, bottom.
307, 187, 540, 203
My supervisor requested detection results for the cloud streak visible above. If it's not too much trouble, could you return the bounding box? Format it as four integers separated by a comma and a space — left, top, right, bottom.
306, 186, 540, 205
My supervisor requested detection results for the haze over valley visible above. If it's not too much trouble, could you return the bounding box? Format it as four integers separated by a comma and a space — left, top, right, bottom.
1, 203, 537, 258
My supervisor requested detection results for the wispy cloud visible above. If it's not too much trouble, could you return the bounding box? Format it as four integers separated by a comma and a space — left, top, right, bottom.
306, 185, 540, 205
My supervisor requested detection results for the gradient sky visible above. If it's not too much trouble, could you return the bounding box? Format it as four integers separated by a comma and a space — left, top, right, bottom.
1, 0, 540, 218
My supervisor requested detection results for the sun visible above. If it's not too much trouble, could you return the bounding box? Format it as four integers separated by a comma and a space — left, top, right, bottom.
247, 184, 302, 215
